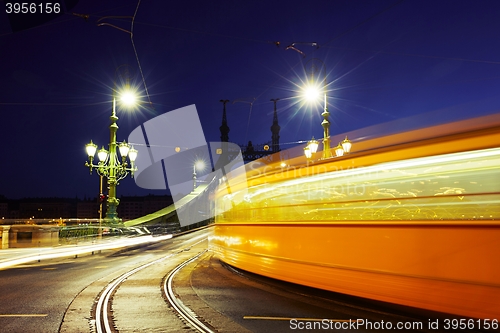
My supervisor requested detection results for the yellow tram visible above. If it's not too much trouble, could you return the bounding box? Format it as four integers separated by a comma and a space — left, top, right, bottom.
209, 113, 500, 319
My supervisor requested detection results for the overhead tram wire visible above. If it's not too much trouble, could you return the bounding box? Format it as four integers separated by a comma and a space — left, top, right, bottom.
89, 0, 500, 126
232, 98, 256, 144
2, 3, 140, 36
0, 3, 136, 37
119, 1, 405, 114
246, 0, 407, 113
94, 0, 153, 109
130, 0, 153, 109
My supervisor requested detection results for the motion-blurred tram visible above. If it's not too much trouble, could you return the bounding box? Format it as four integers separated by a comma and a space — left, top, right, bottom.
209, 113, 500, 319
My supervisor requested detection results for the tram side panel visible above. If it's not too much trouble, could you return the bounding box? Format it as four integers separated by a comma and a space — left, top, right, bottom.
210, 223, 500, 319
210, 123, 500, 319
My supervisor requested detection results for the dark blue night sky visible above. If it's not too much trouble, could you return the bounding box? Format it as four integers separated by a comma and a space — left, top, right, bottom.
1, 0, 500, 199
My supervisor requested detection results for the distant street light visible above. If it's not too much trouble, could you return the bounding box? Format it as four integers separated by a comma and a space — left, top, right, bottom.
193, 160, 206, 191
84, 77, 138, 225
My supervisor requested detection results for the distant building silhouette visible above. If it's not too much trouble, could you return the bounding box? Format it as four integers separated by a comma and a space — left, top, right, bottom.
0, 195, 173, 221
117, 195, 173, 220
0, 202, 8, 219
270, 98, 281, 152
77, 198, 99, 219
219, 98, 281, 161
18, 198, 77, 219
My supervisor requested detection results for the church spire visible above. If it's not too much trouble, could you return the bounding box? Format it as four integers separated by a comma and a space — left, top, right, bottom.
219, 99, 230, 142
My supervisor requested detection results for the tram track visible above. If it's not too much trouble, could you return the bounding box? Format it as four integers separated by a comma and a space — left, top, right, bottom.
163, 249, 215, 333
67, 227, 467, 333
93, 238, 209, 333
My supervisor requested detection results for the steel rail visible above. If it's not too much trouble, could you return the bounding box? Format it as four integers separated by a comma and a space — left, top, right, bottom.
94, 237, 208, 333
95, 253, 176, 333
164, 249, 215, 333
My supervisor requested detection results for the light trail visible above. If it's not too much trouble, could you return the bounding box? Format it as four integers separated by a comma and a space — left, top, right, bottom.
0, 234, 173, 270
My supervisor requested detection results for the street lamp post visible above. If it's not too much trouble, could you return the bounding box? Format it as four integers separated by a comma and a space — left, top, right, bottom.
193, 160, 206, 191
301, 59, 353, 160
84, 89, 138, 225
302, 58, 331, 159
321, 93, 331, 159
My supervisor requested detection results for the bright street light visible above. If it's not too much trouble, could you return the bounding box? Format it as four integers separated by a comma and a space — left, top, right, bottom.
302, 82, 322, 102
302, 58, 331, 159
301, 60, 354, 160
119, 89, 137, 106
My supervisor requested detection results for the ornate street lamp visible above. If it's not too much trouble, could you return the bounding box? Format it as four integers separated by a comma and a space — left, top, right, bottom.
302, 58, 331, 159
301, 60, 354, 160
304, 137, 319, 159
341, 136, 352, 153
334, 143, 345, 157
331, 136, 353, 157
84, 86, 138, 225
303, 145, 312, 159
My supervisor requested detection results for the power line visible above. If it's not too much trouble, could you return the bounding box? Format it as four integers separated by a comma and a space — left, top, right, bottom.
130, 0, 153, 109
